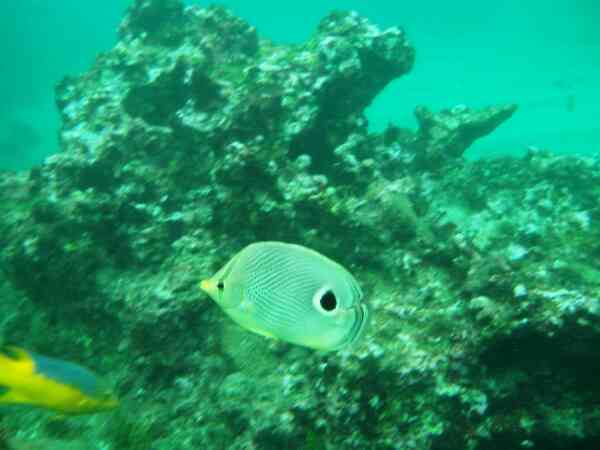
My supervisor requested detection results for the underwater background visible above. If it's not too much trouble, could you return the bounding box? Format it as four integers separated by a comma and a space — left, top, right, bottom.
1, 1, 600, 449
2, 0, 599, 170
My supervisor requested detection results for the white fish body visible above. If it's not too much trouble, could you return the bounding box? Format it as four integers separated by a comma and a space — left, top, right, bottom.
200, 241, 369, 351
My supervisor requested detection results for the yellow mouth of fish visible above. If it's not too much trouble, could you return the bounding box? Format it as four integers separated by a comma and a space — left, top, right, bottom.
199, 280, 210, 291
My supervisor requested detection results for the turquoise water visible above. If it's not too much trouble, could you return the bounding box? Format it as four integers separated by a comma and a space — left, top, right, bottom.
1, 2, 599, 448
1, 0, 599, 170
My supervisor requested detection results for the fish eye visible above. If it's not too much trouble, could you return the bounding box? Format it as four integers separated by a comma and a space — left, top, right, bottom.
217, 281, 225, 290
319, 290, 337, 311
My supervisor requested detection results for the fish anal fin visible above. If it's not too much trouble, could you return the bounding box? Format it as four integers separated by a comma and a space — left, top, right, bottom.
246, 324, 277, 340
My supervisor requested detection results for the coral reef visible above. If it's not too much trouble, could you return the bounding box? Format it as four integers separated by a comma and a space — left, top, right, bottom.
1, 0, 599, 449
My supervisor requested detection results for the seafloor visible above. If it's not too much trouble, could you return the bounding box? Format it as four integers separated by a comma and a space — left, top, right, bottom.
1, 1, 599, 449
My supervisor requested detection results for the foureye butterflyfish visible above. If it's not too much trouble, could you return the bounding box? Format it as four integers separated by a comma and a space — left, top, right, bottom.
200, 241, 369, 351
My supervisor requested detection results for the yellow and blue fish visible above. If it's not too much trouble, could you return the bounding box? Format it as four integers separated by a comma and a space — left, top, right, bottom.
0, 346, 118, 415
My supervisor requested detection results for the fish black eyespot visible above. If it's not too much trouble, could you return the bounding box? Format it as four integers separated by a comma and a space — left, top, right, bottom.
319, 290, 337, 311
217, 281, 225, 290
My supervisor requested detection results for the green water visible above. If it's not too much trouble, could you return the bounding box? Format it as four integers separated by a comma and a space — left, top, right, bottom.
1, 0, 599, 169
